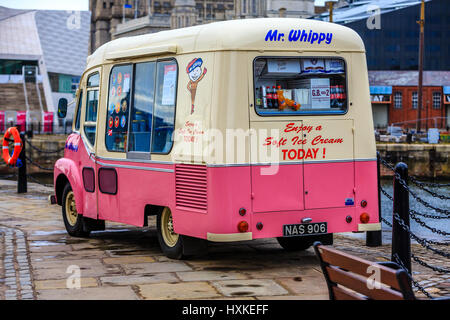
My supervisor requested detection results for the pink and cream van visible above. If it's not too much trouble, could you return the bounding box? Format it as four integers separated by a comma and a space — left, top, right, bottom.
54, 18, 380, 259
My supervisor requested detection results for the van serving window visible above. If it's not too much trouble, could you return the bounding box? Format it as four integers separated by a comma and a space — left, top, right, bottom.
253, 57, 347, 115
151, 60, 177, 154
106, 64, 132, 152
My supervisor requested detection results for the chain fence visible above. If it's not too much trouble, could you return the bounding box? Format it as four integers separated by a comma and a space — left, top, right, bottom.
379, 156, 449, 299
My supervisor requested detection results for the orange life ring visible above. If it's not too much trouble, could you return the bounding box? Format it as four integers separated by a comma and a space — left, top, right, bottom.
2, 127, 22, 166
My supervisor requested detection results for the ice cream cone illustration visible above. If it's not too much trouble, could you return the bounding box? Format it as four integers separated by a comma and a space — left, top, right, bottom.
186, 58, 207, 114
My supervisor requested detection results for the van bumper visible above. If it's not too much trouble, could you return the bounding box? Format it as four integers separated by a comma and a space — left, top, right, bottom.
357, 223, 381, 232
207, 232, 252, 242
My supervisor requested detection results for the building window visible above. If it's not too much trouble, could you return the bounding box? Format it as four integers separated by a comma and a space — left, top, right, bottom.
412, 92, 418, 109
433, 92, 441, 109
394, 92, 402, 109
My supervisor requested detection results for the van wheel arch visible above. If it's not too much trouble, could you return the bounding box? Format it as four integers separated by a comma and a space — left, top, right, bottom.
55, 174, 70, 205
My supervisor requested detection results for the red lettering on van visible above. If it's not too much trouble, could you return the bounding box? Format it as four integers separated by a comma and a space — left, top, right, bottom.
311, 135, 344, 145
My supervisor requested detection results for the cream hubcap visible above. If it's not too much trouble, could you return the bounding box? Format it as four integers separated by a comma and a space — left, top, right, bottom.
161, 208, 179, 247
65, 191, 78, 226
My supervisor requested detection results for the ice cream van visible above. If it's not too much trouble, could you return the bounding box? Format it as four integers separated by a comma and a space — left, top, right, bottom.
54, 18, 380, 259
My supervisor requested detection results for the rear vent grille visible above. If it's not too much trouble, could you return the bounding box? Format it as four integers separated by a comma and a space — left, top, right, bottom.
175, 164, 207, 212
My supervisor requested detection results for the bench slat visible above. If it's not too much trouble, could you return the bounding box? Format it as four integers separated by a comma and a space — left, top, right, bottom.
332, 285, 365, 300
326, 266, 404, 300
318, 246, 401, 291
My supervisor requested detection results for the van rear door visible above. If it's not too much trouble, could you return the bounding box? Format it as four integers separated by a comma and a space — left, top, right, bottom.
302, 119, 355, 209
249, 121, 305, 213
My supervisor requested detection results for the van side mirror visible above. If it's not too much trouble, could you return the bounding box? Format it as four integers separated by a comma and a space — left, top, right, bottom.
57, 98, 68, 118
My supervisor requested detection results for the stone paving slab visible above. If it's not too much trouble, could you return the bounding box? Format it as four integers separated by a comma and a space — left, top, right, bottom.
37, 286, 139, 300
35, 278, 98, 290
212, 279, 289, 297
100, 273, 178, 286
138, 281, 220, 300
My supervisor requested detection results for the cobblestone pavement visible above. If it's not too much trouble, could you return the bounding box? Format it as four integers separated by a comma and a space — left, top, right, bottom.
0, 179, 448, 300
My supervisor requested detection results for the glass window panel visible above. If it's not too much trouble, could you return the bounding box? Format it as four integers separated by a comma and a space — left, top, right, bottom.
433, 92, 441, 109
412, 92, 418, 109
84, 126, 96, 146
106, 65, 132, 152
254, 57, 347, 115
128, 62, 156, 153
84, 89, 98, 146
151, 60, 177, 154
85, 90, 98, 122
87, 73, 99, 87
394, 92, 402, 109
75, 90, 83, 130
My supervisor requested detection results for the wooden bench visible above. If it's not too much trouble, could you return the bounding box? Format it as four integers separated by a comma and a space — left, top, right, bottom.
313, 242, 416, 300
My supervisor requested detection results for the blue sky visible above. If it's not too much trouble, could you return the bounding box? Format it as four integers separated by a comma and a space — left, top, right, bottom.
0, 0, 327, 11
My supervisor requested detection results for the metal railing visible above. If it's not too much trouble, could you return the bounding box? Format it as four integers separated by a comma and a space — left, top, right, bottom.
378, 157, 449, 299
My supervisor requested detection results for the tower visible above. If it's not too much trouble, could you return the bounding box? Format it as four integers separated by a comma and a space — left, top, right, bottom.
234, 0, 266, 18
171, 0, 197, 29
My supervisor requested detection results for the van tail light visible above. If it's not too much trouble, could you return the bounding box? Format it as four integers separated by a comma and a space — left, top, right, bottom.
360, 212, 370, 224
237, 221, 249, 233
361, 200, 368, 208
239, 208, 246, 216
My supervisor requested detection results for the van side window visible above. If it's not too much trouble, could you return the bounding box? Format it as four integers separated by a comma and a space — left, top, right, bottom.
84, 90, 98, 145
87, 73, 100, 87
253, 57, 348, 115
151, 60, 177, 153
105, 65, 132, 152
74, 90, 83, 131
84, 72, 99, 146
128, 62, 156, 153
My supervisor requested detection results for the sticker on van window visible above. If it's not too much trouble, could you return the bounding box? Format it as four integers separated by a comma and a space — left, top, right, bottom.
117, 72, 122, 84
186, 58, 207, 115
120, 115, 126, 128
114, 116, 119, 128
111, 86, 116, 97
108, 116, 113, 128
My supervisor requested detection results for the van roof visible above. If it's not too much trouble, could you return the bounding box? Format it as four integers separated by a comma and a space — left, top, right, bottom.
86, 18, 365, 70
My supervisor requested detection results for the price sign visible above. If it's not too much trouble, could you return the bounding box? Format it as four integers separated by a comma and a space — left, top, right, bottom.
310, 78, 330, 108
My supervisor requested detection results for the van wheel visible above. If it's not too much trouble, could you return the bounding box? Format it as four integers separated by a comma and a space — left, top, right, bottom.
277, 234, 333, 251
156, 207, 207, 259
62, 183, 90, 237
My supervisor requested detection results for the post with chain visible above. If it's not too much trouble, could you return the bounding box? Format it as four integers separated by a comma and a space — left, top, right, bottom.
391, 162, 411, 283
366, 152, 382, 247
17, 132, 27, 193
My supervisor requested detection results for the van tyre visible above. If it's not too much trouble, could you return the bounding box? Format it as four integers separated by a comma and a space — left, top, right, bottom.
62, 183, 90, 237
277, 234, 333, 251
156, 207, 207, 259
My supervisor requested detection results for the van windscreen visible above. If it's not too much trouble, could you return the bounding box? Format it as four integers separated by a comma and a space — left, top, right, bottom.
253, 57, 347, 115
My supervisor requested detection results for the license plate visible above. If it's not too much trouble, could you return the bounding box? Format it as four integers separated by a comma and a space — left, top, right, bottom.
283, 222, 327, 237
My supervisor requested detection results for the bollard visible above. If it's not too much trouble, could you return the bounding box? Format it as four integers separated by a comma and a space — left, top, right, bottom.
366, 152, 382, 247
17, 133, 27, 193
391, 162, 411, 280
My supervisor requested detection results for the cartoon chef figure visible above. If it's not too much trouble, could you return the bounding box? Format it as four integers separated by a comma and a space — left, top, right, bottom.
186, 58, 207, 114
